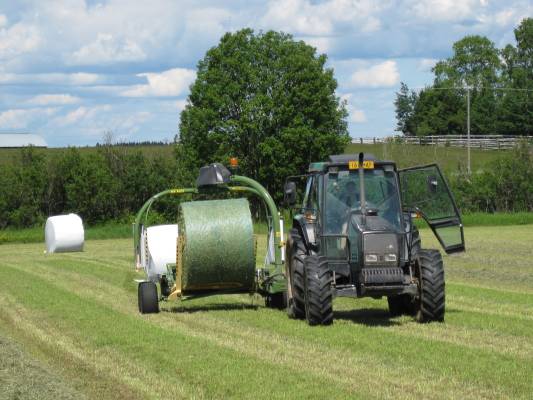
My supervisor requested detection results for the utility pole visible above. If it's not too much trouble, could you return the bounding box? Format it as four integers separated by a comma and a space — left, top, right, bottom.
466, 87, 471, 174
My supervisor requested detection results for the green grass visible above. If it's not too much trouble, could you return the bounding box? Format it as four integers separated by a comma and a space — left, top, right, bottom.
0, 222, 133, 245
0, 225, 532, 399
461, 212, 533, 226
345, 142, 499, 174
2, 213, 530, 244
0, 221, 269, 245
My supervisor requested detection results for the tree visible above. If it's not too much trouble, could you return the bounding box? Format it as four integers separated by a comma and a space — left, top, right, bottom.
498, 18, 533, 136
177, 29, 349, 199
396, 20, 533, 137
433, 35, 501, 88
394, 82, 419, 135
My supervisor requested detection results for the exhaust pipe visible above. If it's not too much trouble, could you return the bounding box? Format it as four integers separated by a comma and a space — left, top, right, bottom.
358, 152, 366, 228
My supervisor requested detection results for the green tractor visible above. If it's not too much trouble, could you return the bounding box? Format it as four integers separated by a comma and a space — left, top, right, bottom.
283, 153, 465, 325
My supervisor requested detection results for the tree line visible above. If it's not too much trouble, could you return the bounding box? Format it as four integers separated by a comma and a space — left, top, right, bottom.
0, 143, 531, 229
395, 18, 533, 137
0, 146, 181, 229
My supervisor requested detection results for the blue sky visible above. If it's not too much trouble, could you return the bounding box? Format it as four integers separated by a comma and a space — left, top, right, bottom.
0, 0, 530, 147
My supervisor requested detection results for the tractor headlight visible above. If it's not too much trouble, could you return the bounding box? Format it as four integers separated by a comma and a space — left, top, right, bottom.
384, 253, 397, 262
365, 254, 378, 263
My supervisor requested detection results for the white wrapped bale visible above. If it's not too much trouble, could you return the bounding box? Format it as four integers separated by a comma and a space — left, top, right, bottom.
45, 214, 84, 253
143, 224, 178, 279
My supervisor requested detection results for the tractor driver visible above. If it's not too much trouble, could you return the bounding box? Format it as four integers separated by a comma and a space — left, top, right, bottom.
341, 180, 359, 208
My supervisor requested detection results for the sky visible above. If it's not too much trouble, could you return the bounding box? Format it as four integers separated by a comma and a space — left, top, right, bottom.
0, 0, 531, 147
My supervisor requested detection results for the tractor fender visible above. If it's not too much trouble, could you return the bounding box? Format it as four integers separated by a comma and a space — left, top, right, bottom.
292, 217, 317, 253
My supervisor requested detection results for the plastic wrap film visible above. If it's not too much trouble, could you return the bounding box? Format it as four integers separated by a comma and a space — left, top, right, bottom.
45, 214, 84, 253
178, 198, 255, 294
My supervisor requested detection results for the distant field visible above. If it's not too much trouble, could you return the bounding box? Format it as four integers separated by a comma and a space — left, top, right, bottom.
0, 225, 532, 399
0, 144, 175, 166
345, 142, 499, 173
1, 142, 501, 174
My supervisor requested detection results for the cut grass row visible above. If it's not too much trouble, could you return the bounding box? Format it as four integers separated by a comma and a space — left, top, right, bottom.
0, 225, 532, 399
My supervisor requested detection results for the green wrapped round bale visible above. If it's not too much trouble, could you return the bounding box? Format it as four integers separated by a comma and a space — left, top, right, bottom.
177, 198, 255, 294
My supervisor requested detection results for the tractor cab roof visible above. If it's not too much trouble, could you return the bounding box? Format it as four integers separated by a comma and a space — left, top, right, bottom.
308, 153, 397, 173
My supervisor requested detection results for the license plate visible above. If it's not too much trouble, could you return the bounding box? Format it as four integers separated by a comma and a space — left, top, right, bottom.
348, 160, 374, 169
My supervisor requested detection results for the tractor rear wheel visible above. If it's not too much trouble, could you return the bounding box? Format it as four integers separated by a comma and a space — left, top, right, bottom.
414, 249, 445, 322
138, 281, 159, 314
303, 255, 333, 326
287, 229, 306, 319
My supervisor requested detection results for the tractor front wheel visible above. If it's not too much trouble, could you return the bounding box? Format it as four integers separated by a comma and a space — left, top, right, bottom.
414, 249, 445, 322
138, 281, 159, 314
303, 255, 333, 326
287, 229, 306, 319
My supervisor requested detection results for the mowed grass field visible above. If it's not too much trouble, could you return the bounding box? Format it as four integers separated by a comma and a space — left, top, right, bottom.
1, 225, 532, 399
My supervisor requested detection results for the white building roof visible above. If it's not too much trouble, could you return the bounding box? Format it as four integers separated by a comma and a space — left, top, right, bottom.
0, 133, 47, 148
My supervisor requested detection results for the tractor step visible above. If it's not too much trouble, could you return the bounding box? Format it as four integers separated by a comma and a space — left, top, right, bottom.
360, 267, 404, 285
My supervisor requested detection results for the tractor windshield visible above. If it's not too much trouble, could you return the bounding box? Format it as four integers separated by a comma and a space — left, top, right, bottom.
324, 168, 402, 233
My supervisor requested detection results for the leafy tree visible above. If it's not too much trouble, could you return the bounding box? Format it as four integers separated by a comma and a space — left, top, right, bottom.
433, 35, 501, 88
498, 18, 533, 136
411, 86, 464, 136
396, 20, 533, 137
177, 29, 349, 199
394, 82, 418, 135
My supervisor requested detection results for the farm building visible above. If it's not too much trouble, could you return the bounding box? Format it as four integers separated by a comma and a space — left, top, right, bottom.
0, 133, 47, 148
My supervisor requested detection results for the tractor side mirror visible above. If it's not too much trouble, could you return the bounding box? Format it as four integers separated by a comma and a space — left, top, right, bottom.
284, 181, 297, 206
427, 175, 438, 194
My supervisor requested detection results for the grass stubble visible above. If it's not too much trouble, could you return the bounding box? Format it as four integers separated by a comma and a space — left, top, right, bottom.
0, 226, 532, 399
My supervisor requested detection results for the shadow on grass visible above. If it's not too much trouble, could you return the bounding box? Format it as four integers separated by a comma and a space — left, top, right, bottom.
334, 308, 402, 327
163, 303, 259, 314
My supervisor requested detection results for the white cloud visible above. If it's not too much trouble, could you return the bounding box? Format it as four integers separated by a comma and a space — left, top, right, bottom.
26, 94, 81, 106
304, 37, 331, 54
0, 20, 41, 60
350, 60, 399, 88
408, 0, 483, 22
418, 58, 438, 72
350, 109, 367, 123
0, 107, 58, 129
0, 14, 7, 28
340, 93, 367, 123
117, 111, 152, 132
53, 105, 112, 127
261, 0, 333, 36
0, 72, 101, 85
122, 68, 196, 97
261, 0, 383, 36
69, 33, 146, 65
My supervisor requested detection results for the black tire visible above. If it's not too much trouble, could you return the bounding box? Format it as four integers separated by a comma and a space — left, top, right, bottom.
303, 255, 333, 326
286, 229, 306, 319
138, 281, 159, 314
411, 226, 421, 259
414, 250, 445, 322
265, 292, 286, 309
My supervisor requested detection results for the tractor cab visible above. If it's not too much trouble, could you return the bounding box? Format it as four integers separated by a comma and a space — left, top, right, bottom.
284, 153, 464, 325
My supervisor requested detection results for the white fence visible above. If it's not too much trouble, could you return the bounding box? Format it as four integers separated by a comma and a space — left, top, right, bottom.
351, 135, 533, 150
